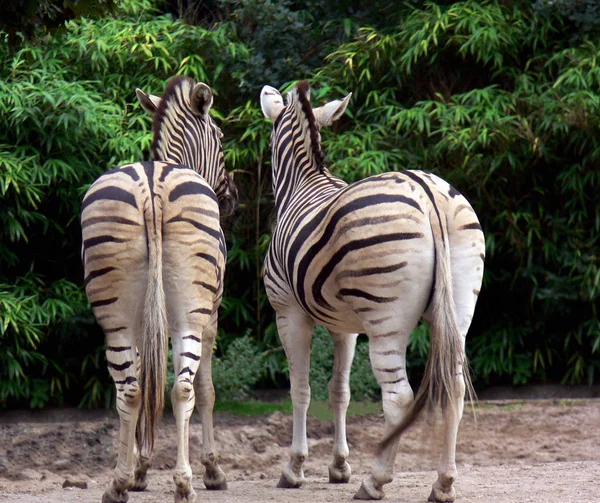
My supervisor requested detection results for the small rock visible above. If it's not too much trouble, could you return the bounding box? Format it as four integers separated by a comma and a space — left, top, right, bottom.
63, 478, 88, 489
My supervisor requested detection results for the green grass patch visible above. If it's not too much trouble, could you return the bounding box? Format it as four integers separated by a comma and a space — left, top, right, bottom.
214, 399, 294, 416
214, 399, 381, 419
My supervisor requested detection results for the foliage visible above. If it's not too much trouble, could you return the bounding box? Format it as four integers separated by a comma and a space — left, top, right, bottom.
0, 0, 117, 46
534, 0, 600, 36
0, 0, 250, 407
213, 334, 266, 400
0, 276, 88, 407
1, 0, 599, 408
309, 326, 380, 401
314, 0, 600, 386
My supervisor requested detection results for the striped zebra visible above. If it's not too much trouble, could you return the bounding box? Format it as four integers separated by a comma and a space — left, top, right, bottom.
260, 81, 484, 502
81, 76, 237, 503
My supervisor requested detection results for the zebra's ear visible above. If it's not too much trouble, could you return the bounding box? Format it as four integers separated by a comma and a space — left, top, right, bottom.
313, 92, 352, 128
260, 85, 284, 121
190, 83, 213, 117
136, 89, 162, 115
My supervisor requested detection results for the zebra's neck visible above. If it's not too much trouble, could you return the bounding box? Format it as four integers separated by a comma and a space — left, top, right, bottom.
153, 144, 217, 190
273, 166, 346, 218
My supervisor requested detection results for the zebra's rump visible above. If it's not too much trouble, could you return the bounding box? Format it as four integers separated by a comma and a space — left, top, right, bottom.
265, 170, 482, 331
81, 160, 225, 324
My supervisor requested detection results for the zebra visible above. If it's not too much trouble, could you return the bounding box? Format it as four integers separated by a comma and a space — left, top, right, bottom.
259, 80, 485, 502
81, 76, 237, 503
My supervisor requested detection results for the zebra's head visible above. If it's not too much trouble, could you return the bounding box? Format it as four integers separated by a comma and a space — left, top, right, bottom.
136, 76, 238, 217
260, 81, 351, 212
260, 81, 352, 172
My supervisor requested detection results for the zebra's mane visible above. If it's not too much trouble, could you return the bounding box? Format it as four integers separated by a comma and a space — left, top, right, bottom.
295, 81, 325, 171
151, 76, 196, 159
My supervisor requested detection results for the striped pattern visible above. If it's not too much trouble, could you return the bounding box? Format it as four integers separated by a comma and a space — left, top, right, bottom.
260, 81, 485, 501
82, 77, 233, 503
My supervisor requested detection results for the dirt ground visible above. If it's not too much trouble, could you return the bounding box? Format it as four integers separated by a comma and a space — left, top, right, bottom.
1, 393, 599, 502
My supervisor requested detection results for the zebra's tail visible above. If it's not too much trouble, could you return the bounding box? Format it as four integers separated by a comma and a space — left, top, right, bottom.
137, 197, 169, 453
378, 212, 474, 452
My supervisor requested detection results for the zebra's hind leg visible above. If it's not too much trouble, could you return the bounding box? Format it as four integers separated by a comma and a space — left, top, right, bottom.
102, 344, 142, 503
354, 326, 414, 500
328, 332, 358, 484
195, 315, 227, 490
130, 415, 151, 492
170, 326, 205, 503
276, 310, 313, 489
426, 208, 484, 503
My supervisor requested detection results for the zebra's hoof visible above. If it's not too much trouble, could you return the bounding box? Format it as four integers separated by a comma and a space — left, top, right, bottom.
329, 461, 351, 483
130, 471, 148, 492
428, 484, 456, 502
130, 478, 148, 491
203, 468, 228, 490
353, 478, 384, 500
277, 472, 304, 489
102, 488, 128, 503
174, 487, 197, 503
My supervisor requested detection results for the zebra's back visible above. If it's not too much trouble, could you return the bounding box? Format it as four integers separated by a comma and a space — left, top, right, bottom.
266, 171, 436, 332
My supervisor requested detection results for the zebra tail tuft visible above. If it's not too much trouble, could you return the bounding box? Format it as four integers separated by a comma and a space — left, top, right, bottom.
377, 214, 475, 453
137, 200, 169, 453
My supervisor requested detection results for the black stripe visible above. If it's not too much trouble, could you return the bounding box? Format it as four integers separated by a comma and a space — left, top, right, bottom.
190, 307, 212, 315
371, 330, 396, 338
83, 235, 126, 249
339, 288, 397, 304
143, 161, 155, 196
380, 377, 406, 384
424, 242, 437, 312
101, 165, 140, 181
84, 266, 116, 286
169, 181, 217, 202
373, 366, 404, 373
340, 262, 407, 278
402, 170, 444, 242
180, 352, 200, 361
107, 360, 134, 371
91, 297, 118, 308
192, 281, 218, 293
81, 215, 139, 228
166, 216, 221, 239
119, 166, 140, 181
107, 346, 131, 352
459, 222, 482, 231
114, 376, 137, 384
448, 184, 461, 198
81, 186, 138, 212
159, 164, 179, 182
104, 327, 127, 334
183, 335, 202, 343
195, 252, 217, 266
179, 367, 195, 376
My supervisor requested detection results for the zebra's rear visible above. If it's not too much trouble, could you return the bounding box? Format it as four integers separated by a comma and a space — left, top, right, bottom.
82, 76, 235, 503
260, 81, 484, 502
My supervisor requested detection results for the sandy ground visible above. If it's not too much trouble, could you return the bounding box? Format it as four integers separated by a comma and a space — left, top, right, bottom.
0, 396, 599, 502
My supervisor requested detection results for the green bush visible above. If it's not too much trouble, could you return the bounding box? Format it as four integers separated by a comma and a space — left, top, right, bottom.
310, 326, 380, 401
213, 334, 266, 400
2, 0, 599, 409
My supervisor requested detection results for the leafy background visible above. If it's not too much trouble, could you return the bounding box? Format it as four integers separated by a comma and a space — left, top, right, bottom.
0, 0, 598, 408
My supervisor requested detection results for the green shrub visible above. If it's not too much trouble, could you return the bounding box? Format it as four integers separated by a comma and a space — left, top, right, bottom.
213, 334, 265, 401
310, 326, 379, 402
